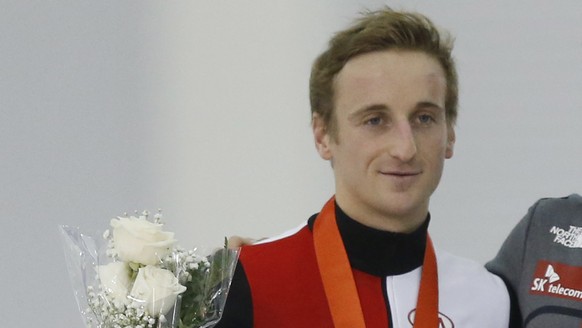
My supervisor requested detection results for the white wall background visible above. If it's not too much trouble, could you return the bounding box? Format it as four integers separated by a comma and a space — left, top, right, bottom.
1, 1, 581, 326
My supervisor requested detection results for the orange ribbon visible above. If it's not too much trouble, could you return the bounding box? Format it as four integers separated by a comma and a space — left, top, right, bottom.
313, 197, 439, 327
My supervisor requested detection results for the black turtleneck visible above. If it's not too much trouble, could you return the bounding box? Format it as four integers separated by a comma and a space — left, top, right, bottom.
307, 202, 429, 277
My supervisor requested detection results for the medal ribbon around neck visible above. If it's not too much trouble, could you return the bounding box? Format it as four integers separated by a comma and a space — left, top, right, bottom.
313, 196, 439, 328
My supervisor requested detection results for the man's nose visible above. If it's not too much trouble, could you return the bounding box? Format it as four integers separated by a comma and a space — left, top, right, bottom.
388, 121, 417, 162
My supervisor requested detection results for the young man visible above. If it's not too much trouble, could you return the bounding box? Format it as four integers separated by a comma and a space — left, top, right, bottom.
216, 8, 509, 327
487, 194, 582, 327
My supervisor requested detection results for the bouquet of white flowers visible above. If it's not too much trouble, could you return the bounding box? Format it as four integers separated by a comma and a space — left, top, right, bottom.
60, 210, 239, 328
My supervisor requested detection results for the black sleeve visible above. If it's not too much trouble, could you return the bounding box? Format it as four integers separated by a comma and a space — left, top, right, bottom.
215, 260, 253, 328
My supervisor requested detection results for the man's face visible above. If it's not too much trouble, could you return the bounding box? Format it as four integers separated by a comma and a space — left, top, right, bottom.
313, 50, 455, 232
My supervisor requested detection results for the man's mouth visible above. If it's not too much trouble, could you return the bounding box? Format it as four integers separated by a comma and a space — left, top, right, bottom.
380, 170, 421, 177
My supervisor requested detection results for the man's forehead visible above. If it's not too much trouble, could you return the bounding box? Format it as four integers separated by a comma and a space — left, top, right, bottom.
338, 50, 444, 79
334, 51, 445, 102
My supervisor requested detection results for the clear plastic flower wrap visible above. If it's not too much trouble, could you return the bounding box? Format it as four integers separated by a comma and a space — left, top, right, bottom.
59, 211, 239, 328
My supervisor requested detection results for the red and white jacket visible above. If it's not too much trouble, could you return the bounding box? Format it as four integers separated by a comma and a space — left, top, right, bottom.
216, 204, 509, 328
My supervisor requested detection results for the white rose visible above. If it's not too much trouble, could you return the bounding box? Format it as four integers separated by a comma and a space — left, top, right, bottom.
111, 216, 176, 265
130, 265, 187, 316
98, 262, 132, 306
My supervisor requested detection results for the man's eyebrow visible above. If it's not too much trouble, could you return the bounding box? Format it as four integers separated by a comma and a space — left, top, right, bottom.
347, 104, 388, 122
416, 101, 444, 111
348, 101, 444, 120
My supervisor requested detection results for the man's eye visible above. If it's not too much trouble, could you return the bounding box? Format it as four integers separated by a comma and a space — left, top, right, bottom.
365, 116, 383, 126
418, 114, 435, 124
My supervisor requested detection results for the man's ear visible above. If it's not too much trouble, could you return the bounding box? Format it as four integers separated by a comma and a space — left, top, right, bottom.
445, 126, 455, 159
312, 114, 333, 160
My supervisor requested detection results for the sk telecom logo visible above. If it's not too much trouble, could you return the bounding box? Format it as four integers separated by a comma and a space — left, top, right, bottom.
530, 260, 582, 301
